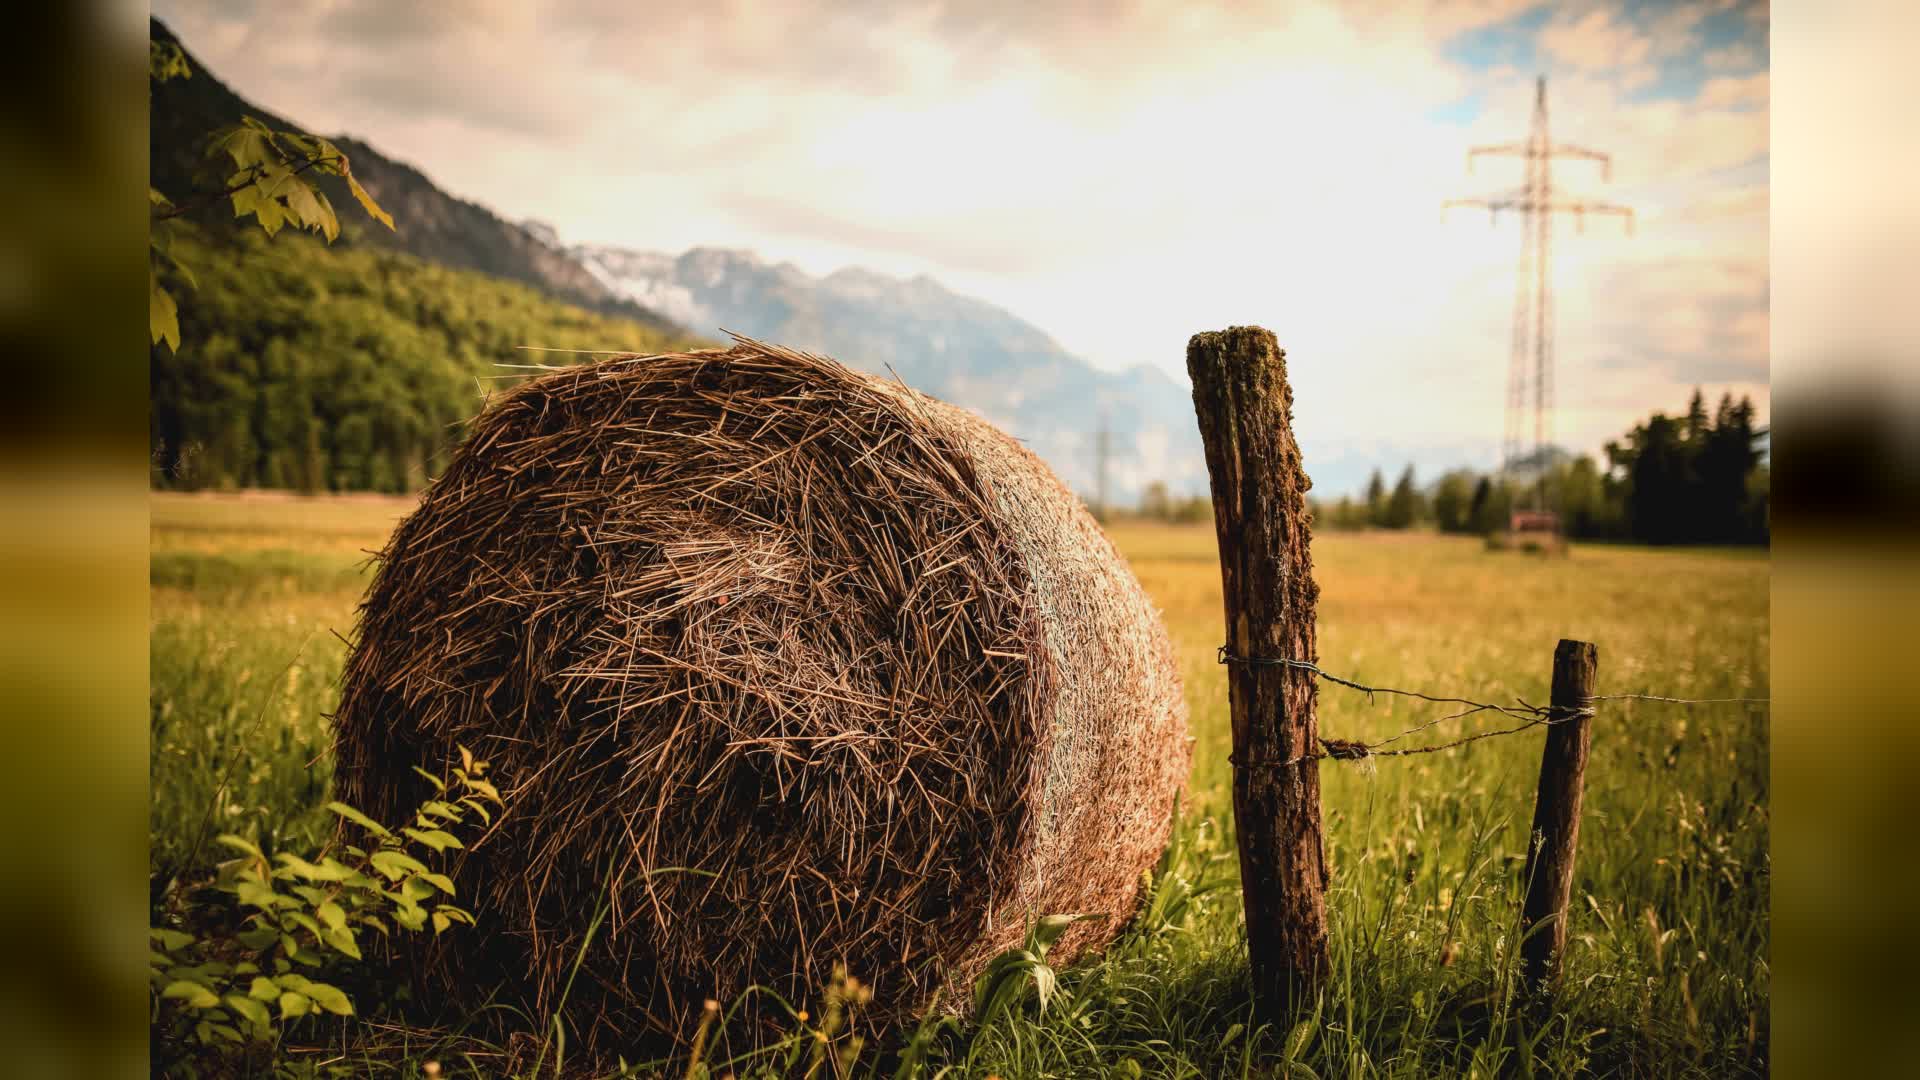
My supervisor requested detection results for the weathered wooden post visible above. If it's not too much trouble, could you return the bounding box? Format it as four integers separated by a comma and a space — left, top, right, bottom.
1186, 326, 1330, 1020
1520, 638, 1599, 992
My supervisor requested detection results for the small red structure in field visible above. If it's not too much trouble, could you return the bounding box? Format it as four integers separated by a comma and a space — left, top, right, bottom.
1491, 508, 1568, 554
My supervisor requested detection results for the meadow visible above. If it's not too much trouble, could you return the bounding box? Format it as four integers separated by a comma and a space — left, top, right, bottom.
150, 491, 1769, 1077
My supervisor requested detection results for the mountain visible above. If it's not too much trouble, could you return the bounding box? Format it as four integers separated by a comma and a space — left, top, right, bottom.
570, 243, 1209, 501
148, 17, 679, 336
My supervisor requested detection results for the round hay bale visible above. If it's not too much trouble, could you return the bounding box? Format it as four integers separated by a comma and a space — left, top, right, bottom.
332, 337, 1188, 1045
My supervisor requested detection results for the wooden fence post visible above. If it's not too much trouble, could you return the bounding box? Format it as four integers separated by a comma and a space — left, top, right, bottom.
1186, 326, 1330, 1020
1520, 638, 1599, 992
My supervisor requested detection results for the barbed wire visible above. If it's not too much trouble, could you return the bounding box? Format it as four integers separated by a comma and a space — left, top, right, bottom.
1216, 647, 1768, 768
1587, 692, 1771, 705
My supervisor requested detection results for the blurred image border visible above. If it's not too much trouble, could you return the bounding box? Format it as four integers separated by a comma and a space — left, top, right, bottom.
1771, 2, 1920, 1077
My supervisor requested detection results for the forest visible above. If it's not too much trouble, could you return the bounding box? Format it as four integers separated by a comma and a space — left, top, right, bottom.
149, 227, 699, 492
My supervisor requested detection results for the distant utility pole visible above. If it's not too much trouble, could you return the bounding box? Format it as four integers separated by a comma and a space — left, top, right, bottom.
1444, 76, 1633, 493
1095, 410, 1111, 520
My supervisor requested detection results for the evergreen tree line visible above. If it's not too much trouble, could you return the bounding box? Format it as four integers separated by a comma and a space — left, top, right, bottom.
150, 226, 697, 492
1123, 481, 1214, 525
1310, 390, 1768, 545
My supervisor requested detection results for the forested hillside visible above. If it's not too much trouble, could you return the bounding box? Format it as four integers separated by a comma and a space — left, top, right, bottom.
149, 227, 700, 492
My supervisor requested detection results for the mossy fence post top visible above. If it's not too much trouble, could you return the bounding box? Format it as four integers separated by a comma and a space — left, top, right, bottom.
1186, 325, 1331, 1020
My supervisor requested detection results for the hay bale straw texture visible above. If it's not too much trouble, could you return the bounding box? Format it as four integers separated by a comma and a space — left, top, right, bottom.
332, 336, 1188, 1044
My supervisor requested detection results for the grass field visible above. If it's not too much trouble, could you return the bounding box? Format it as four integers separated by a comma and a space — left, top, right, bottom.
150, 491, 1769, 1077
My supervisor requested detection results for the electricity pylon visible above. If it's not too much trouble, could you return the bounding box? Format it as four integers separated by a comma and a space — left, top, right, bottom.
1444, 76, 1633, 490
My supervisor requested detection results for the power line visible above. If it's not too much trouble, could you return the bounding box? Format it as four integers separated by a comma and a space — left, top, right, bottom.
1095, 409, 1111, 520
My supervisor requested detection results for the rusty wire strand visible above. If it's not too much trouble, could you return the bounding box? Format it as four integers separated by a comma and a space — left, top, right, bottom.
1587, 692, 1770, 705
1217, 647, 1768, 768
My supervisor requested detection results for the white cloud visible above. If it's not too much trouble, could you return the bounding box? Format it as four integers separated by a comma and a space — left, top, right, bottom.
1538, 9, 1652, 70
1698, 73, 1768, 109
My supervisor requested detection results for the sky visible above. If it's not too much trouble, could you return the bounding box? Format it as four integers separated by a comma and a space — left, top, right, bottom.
147, 0, 1770, 476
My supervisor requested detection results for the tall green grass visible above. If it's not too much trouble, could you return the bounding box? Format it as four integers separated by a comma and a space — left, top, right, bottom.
149, 495, 1768, 1076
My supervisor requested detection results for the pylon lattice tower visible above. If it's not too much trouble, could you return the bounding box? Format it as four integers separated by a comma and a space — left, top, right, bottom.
1445, 76, 1633, 493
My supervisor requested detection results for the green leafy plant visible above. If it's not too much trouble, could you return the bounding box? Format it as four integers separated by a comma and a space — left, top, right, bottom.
971, 913, 1105, 1032
148, 43, 393, 350
1134, 800, 1234, 938
150, 38, 191, 83
149, 748, 501, 1067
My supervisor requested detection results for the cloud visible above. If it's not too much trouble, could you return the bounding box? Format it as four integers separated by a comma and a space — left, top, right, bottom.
316, 0, 524, 43
336, 58, 594, 138
1584, 256, 1768, 388
1666, 185, 1768, 225
1698, 73, 1768, 109
1643, 0, 1745, 59
1538, 9, 1652, 71
1704, 41, 1760, 71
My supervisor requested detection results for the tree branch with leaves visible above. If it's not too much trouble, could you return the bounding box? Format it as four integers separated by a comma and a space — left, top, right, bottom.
149, 42, 393, 350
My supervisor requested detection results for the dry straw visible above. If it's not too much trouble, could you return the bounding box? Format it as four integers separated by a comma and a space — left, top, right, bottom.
332, 336, 1188, 1048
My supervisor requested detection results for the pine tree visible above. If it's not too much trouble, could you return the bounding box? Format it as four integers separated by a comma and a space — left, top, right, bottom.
1685, 388, 1710, 444
1384, 465, 1420, 529
1431, 470, 1476, 533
